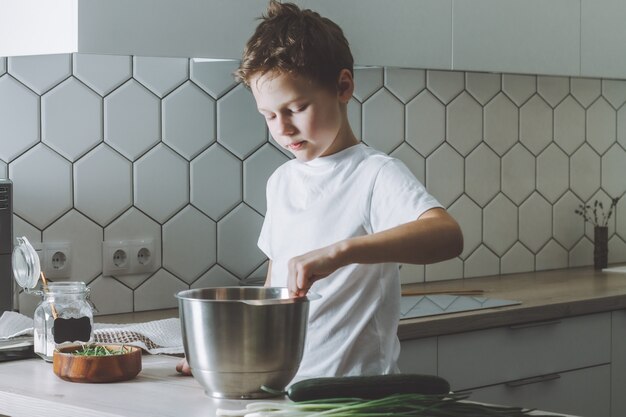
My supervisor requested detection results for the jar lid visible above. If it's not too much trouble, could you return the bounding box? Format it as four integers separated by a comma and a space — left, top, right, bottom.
12, 236, 41, 289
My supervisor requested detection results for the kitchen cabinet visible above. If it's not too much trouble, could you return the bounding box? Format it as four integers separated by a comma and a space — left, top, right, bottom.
581, 0, 626, 79
452, 0, 580, 76
398, 336, 437, 375
611, 310, 626, 417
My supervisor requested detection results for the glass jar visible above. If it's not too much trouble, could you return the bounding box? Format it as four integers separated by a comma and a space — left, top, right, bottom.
33, 281, 94, 362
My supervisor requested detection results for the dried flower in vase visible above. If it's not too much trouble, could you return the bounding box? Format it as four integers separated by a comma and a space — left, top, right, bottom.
574, 196, 620, 227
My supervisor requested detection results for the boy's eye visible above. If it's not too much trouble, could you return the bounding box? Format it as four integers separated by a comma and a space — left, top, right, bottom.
292, 104, 308, 113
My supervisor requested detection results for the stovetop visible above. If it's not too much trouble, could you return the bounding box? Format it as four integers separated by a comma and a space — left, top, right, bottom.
400, 294, 521, 320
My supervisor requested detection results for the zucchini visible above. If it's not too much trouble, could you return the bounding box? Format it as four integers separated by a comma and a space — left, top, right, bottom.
287, 373, 450, 402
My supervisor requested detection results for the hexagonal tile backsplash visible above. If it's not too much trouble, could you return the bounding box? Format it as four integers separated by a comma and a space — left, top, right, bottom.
2, 53, 626, 315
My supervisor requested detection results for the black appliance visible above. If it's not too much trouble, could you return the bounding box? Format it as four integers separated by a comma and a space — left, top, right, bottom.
0, 179, 12, 313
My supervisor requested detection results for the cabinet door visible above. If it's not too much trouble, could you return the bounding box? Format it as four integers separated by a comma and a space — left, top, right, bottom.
453, 0, 580, 76
612, 310, 626, 417
581, 0, 626, 78
438, 313, 611, 391
467, 365, 610, 417
294, 0, 452, 69
398, 337, 437, 375
78, 0, 267, 59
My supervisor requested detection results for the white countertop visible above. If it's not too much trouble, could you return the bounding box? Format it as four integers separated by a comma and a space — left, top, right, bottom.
0, 354, 576, 417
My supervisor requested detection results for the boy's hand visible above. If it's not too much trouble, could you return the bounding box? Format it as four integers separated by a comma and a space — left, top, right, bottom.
287, 243, 344, 297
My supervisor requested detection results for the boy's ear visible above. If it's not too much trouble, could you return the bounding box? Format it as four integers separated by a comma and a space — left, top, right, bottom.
336, 69, 354, 103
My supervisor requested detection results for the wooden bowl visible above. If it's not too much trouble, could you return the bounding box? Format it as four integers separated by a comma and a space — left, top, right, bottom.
53, 344, 142, 383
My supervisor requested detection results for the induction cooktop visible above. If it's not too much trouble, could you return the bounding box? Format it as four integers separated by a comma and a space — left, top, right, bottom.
400, 294, 521, 320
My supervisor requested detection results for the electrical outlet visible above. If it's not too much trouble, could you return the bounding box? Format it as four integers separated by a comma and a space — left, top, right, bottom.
102, 240, 130, 276
42, 242, 72, 279
128, 239, 156, 274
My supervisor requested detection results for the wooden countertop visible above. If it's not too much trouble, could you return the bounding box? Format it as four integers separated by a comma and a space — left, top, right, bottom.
96, 266, 626, 342
398, 266, 626, 340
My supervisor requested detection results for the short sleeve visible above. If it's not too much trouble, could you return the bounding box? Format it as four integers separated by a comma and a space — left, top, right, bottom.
368, 159, 443, 233
257, 173, 276, 259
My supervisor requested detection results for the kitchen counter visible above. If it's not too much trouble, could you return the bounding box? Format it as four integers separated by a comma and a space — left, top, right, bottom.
0, 355, 574, 417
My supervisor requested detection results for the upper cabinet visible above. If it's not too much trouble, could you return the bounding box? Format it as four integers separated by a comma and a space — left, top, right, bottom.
0, 0, 77, 57
452, 0, 581, 77
581, 0, 626, 79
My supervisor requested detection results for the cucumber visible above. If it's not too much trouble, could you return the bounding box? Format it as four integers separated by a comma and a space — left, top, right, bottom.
287, 373, 451, 402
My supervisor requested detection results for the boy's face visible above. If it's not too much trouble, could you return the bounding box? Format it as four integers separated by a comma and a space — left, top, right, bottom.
250, 70, 353, 162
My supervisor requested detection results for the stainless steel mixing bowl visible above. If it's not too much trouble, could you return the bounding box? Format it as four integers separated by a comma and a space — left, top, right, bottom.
176, 287, 316, 399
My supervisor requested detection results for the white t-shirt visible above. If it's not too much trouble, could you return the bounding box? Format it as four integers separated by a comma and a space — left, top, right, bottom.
258, 143, 442, 379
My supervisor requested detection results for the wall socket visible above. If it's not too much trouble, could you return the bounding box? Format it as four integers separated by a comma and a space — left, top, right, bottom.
41, 242, 72, 279
102, 239, 156, 276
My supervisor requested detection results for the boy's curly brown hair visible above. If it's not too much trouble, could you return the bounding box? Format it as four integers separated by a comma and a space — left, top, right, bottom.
235, 1, 353, 91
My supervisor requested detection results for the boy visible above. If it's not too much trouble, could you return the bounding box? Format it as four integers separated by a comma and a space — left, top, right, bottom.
178, 0, 462, 379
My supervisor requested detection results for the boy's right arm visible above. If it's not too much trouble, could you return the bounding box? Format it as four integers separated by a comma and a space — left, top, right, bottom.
264, 260, 272, 287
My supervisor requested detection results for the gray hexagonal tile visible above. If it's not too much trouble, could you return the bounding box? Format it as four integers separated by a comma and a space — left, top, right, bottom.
87, 275, 133, 315
163, 205, 216, 284
13, 214, 41, 246
571, 77, 601, 108
42, 77, 102, 161
536, 239, 568, 270
602, 79, 626, 109
587, 97, 616, 155
520, 95, 552, 156
502, 74, 535, 106
406, 90, 445, 156
554, 96, 585, 155
244, 144, 289, 214
134, 269, 188, 311
0, 57, 6, 75
609, 235, 626, 264
384, 68, 425, 103
399, 263, 425, 285
447, 92, 483, 156
104, 207, 161, 288
0, 160, 6, 178
553, 191, 584, 249
191, 144, 242, 220
43, 210, 103, 282
192, 264, 240, 288
603, 143, 626, 198
501, 242, 534, 275
163, 81, 216, 160
570, 144, 600, 202
134, 144, 189, 223
537, 75, 569, 108
390, 143, 425, 185
502, 144, 535, 205
465, 144, 500, 207
464, 245, 499, 278
425, 144, 463, 207
362, 89, 404, 154
74, 144, 132, 226
484, 93, 517, 156
244, 261, 269, 285
353, 67, 383, 102
133, 56, 188, 98
8, 54, 71, 94
569, 238, 594, 267
10, 144, 71, 229
519, 192, 552, 253
618, 105, 626, 150
483, 194, 518, 256
0, 75, 39, 162
217, 84, 266, 159
425, 257, 463, 281
73, 54, 132, 96
617, 198, 626, 241
537, 144, 569, 203
104, 79, 160, 161
447, 194, 481, 259
217, 203, 265, 278
465, 72, 500, 105
347, 98, 362, 141
426, 70, 464, 104
190, 59, 239, 99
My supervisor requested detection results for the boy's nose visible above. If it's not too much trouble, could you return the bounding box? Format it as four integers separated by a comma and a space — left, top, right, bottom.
276, 117, 296, 136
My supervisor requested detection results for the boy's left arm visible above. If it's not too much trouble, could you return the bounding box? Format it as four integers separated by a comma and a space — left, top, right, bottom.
287, 208, 463, 296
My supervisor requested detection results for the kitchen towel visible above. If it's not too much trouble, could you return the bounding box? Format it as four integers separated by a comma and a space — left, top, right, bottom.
0, 311, 184, 354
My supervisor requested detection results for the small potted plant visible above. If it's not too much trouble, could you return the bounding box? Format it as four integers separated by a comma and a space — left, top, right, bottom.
575, 197, 620, 269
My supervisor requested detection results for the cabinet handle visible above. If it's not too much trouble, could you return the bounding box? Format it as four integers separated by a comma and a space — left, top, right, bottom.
508, 319, 561, 330
505, 373, 561, 387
